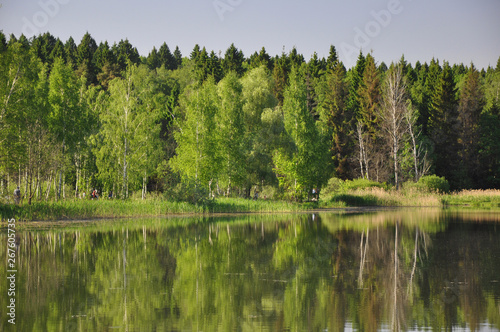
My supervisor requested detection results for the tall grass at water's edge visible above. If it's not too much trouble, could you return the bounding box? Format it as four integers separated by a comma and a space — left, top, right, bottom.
0, 197, 310, 221
320, 188, 500, 208
1, 189, 500, 221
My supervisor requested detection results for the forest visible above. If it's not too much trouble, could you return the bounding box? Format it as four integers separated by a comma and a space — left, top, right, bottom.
1, 32, 499, 203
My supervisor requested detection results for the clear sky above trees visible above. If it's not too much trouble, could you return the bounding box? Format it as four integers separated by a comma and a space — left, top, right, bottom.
1, 0, 499, 69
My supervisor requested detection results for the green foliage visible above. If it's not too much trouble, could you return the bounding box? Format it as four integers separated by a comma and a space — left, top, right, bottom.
163, 178, 209, 205
417, 175, 450, 193
0, 32, 498, 207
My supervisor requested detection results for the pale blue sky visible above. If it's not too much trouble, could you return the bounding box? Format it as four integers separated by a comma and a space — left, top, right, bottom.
1, 0, 499, 69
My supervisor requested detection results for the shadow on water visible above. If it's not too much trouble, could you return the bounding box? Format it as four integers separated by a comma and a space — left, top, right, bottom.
1, 209, 499, 331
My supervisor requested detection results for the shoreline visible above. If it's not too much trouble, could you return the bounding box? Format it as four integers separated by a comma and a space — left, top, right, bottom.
1, 190, 499, 223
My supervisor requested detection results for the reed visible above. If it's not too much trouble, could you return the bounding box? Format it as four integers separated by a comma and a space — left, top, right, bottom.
442, 189, 500, 207
2, 189, 500, 222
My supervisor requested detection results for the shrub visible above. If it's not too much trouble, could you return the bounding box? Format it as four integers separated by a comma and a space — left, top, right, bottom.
259, 185, 279, 200
320, 177, 345, 200
320, 177, 388, 201
417, 175, 450, 194
342, 178, 388, 191
164, 179, 209, 205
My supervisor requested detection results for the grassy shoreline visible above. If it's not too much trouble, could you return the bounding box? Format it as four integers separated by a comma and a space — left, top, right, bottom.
1, 189, 500, 222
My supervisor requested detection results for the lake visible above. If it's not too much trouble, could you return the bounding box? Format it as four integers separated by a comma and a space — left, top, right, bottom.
1, 208, 500, 331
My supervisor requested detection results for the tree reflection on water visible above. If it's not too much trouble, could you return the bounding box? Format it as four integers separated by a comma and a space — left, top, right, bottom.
1, 209, 499, 331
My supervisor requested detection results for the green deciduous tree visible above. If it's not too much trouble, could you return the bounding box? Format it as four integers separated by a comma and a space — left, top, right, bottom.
48, 57, 82, 199
216, 72, 245, 193
171, 77, 221, 192
273, 66, 329, 200
96, 64, 164, 198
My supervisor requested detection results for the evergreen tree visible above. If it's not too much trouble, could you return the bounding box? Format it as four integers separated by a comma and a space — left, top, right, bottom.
147, 47, 161, 70
49, 39, 66, 64
222, 43, 245, 77
347, 51, 366, 119
305, 53, 323, 118
208, 51, 223, 82
288, 47, 305, 69
322, 52, 351, 179
326, 45, 338, 71
76, 32, 98, 84
248, 47, 273, 72
457, 63, 484, 187
428, 61, 460, 187
64, 36, 77, 68
272, 53, 289, 106
158, 42, 176, 70
190, 44, 201, 60
357, 53, 382, 180
94, 41, 115, 70
0, 31, 7, 53
114, 39, 140, 72
173, 46, 183, 68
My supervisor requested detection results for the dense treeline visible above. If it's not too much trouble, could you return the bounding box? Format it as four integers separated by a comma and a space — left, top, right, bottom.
1, 32, 499, 203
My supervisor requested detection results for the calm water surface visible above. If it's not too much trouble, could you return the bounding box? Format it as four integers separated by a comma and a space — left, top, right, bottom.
1, 209, 500, 331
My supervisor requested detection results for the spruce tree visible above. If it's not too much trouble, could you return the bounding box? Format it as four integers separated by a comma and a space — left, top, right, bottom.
457, 63, 484, 187
147, 47, 160, 70
114, 39, 140, 72
173, 46, 182, 69
323, 51, 351, 179
357, 53, 382, 180
222, 43, 245, 77
49, 39, 66, 64
76, 32, 98, 84
64, 37, 77, 68
158, 42, 176, 70
0, 31, 6, 53
429, 61, 460, 188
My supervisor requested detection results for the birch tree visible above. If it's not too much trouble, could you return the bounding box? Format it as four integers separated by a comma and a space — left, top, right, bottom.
171, 77, 221, 192
96, 64, 163, 198
48, 57, 82, 199
380, 64, 409, 189
216, 72, 245, 194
